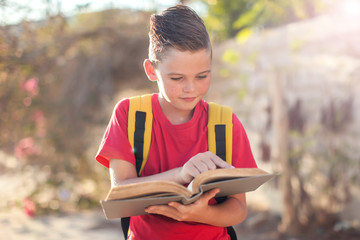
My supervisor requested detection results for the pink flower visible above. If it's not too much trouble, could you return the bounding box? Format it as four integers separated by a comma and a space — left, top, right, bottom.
21, 78, 39, 96
14, 137, 39, 158
32, 110, 44, 121
24, 197, 36, 217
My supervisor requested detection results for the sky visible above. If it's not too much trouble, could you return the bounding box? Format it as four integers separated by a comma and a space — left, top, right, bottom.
1, 0, 204, 25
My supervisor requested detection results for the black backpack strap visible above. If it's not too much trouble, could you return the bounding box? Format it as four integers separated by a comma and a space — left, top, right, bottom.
215, 124, 227, 161
208, 102, 233, 164
121, 217, 130, 239
122, 95, 153, 238
211, 107, 237, 240
215, 188, 238, 240
134, 111, 146, 176
227, 226, 237, 240
128, 94, 153, 176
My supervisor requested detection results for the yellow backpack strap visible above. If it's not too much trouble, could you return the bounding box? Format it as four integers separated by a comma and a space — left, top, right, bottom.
128, 94, 153, 176
208, 103, 233, 165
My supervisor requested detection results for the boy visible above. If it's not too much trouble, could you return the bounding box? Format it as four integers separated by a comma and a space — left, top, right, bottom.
96, 5, 257, 240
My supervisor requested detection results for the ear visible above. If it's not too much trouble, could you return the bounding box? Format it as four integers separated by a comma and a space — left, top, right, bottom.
143, 59, 157, 81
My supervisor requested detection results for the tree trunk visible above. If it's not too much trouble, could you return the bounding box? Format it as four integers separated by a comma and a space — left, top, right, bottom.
268, 70, 302, 235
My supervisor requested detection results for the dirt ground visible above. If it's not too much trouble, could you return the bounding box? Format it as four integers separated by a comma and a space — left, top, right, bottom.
235, 209, 360, 240
0, 208, 124, 240
1, 206, 359, 240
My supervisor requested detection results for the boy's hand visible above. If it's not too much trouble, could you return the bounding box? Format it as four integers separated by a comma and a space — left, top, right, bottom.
180, 151, 232, 183
145, 188, 220, 222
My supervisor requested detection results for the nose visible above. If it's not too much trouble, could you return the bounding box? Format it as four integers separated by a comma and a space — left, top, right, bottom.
183, 80, 195, 93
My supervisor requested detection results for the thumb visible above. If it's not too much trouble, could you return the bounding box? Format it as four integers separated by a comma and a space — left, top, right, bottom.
201, 188, 220, 202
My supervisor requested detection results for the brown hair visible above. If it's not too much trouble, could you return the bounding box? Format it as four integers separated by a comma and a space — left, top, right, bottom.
148, 5, 211, 65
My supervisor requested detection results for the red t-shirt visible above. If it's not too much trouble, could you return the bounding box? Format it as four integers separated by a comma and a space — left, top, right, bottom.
96, 93, 257, 240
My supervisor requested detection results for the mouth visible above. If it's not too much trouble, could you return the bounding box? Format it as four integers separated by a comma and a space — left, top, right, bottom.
181, 97, 197, 102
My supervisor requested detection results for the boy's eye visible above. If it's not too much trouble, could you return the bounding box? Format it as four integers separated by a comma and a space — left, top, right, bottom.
197, 75, 207, 79
170, 77, 182, 81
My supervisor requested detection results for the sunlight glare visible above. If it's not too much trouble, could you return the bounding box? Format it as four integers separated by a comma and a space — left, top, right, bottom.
341, 0, 360, 17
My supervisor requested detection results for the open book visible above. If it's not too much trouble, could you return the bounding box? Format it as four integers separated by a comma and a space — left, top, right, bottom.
100, 168, 277, 219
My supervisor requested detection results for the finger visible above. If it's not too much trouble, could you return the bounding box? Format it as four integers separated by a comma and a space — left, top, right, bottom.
207, 152, 232, 169
194, 160, 210, 173
146, 205, 174, 214
168, 201, 183, 210
145, 205, 181, 220
203, 158, 217, 170
201, 188, 220, 202
184, 166, 201, 181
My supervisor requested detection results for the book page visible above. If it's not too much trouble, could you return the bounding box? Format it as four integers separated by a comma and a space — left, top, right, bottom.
190, 168, 269, 192
106, 180, 193, 201
187, 180, 195, 193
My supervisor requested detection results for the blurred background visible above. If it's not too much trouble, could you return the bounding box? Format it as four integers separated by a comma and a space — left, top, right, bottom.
0, 0, 359, 239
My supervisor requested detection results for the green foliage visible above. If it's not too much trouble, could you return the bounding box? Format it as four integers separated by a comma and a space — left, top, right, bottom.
202, 0, 329, 42
236, 27, 252, 43
232, 1, 264, 29
0, 9, 150, 212
222, 49, 240, 64
203, 0, 256, 41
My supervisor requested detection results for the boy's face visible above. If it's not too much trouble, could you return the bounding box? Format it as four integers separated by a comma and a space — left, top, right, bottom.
152, 48, 211, 119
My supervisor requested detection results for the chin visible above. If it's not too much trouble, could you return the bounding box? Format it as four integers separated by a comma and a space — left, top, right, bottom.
180, 101, 199, 111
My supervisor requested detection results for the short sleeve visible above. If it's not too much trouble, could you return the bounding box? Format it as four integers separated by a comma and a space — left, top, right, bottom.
95, 99, 136, 168
232, 114, 257, 168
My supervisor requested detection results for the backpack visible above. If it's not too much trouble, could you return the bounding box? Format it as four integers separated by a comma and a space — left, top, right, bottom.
122, 94, 237, 239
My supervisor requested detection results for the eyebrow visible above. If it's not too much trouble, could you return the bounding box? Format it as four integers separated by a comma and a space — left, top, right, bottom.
167, 70, 211, 76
